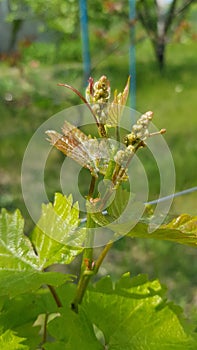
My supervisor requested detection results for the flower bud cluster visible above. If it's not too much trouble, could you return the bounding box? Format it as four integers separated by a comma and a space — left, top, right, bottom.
112, 110, 166, 185
86, 76, 111, 124
125, 111, 153, 146
114, 145, 134, 168
86, 76, 110, 104
113, 111, 154, 183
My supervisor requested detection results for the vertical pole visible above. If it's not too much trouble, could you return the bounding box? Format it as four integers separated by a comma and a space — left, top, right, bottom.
79, 0, 91, 85
129, 0, 136, 109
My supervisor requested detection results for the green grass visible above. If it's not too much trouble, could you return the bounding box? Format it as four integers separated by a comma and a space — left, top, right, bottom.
0, 39, 196, 222
0, 42, 196, 201
0, 36, 197, 312
92, 38, 197, 196
0, 63, 83, 231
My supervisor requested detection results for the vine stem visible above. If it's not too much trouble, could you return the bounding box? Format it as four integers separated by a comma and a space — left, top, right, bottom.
88, 175, 96, 198
71, 269, 93, 313
71, 174, 96, 313
71, 213, 95, 313
47, 284, 62, 308
42, 287, 62, 345
71, 240, 113, 313
94, 240, 113, 273
71, 172, 114, 313
41, 313, 49, 349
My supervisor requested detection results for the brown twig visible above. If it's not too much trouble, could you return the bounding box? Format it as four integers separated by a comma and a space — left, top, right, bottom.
47, 284, 62, 308
58, 83, 99, 127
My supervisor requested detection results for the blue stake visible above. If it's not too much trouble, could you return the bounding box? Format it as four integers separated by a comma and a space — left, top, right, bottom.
79, 0, 91, 84
129, 0, 136, 109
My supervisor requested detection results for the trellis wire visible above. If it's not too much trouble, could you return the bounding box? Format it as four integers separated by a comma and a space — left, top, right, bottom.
80, 186, 197, 224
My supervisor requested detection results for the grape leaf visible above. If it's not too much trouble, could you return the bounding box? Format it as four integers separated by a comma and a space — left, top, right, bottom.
0, 209, 73, 297
107, 76, 130, 127
43, 342, 66, 350
44, 306, 103, 350
127, 214, 197, 247
0, 209, 39, 271
0, 330, 28, 350
83, 273, 197, 349
31, 193, 85, 269
92, 195, 197, 248
0, 270, 72, 297
0, 289, 60, 349
0, 290, 56, 330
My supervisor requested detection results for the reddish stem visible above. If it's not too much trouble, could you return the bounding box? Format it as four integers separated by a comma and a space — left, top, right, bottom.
47, 284, 62, 308
58, 83, 99, 126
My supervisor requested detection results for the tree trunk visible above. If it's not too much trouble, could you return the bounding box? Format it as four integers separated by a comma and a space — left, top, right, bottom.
154, 37, 166, 71
8, 19, 23, 53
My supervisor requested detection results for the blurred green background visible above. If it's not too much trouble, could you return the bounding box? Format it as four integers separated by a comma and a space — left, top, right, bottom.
0, 0, 197, 316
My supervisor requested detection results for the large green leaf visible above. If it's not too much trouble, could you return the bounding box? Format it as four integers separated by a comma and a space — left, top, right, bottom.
128, 214, 197, 247
0, 290, 54, 330
31, 193, 85, 269
44, 306, 103, 350
92, 195, 197, 247
0, 289, 59, 349
0, 270, 72, 298
83, 273, 197, 349
0, 209, 39, 271
0, 209, 73, 297
0, 330, 28, 350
